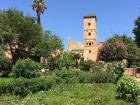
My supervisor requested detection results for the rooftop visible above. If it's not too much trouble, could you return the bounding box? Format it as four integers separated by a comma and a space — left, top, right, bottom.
84, 12, 97, 20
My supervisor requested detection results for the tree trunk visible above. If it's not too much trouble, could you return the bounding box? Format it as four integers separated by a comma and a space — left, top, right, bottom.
37, 13, 41, 25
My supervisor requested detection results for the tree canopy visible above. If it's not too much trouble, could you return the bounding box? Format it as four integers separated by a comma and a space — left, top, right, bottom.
99, 35, 137, 65
0, 9, 42, 63
133, 16, 140, 46
33, 31, 63, 62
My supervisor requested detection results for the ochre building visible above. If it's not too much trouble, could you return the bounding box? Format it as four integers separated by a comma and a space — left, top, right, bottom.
68, 13, 103, 61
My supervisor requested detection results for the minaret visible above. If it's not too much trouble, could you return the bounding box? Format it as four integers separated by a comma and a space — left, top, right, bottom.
83, 13, 97, 61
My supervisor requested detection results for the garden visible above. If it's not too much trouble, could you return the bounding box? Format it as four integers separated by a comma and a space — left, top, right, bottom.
0, 0, 140, 105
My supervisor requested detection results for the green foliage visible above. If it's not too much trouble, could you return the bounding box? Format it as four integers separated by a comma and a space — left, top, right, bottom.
93, 70, 117, 83
0, 9, 42, 63
71, 53, 82, 68
0, 76, 57, 97
34, 31, 63, 58
117, 76, 140, 102
10, 84, 129, 105
133, 16, 140, 46
55, 68, 92, 83
104, 61, 127, 79
55, 68, 116, 83
99, 35, 137, 65
47, 54, 63, 70
99, 41, 128, 61
136, 96, 140, 105
33, 31, 63, 63
9, 59, 43, 78
79, 60, 96, 71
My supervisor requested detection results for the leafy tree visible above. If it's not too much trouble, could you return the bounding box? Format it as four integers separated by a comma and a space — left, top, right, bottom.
32, 0, 47, 24
0, 9, 42, 64
71, 53, 82, 68
33, 31, 63, 63
47, 54, 63, 70
99, 35, 137, 65
133, 16, 140, 46
99, 41, 128, 62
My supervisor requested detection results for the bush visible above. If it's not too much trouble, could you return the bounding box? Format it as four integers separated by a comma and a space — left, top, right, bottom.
104, 61, 127, 79
136, 96, 140, 105
93, 70, 117, 83
79, 60, 96, 71
0, 76, 58, 97
0, 59, 12, 77
55, 68, 95, 83
117, 76, 140, 102
55, 68, 116, 83
9, 59, 43, 78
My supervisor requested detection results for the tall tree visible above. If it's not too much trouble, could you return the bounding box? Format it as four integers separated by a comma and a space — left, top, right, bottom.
32, 0, 47, 24
99, 35, 137, 66
33, 31, 63, 63
0, 9, 42, 64
133, 16, 140, 47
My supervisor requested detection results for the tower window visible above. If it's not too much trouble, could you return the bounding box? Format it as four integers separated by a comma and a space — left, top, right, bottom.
88, 32, 91, 36
89, 42, 91, 46
88, 23, 91, 26
89, 50, 91, 53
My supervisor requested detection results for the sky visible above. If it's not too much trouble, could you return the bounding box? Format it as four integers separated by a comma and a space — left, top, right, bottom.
0, 0, 140, 49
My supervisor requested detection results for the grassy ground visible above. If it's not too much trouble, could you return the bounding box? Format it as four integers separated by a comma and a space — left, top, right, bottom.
0, 83, 131, 105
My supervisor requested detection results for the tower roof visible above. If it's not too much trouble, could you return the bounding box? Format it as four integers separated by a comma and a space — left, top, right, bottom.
84, 12, 97, 20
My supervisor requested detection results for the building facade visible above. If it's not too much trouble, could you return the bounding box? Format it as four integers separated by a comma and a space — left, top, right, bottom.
68, 13, 102, 61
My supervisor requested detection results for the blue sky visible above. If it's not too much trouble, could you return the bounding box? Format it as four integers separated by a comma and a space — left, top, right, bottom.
0, 0, 140, 49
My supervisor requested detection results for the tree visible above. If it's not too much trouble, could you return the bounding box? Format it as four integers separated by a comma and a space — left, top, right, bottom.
133, 16, 140, 46
71, 53, 82, 68
99, 41, 128, 62
99, 35, 137, 65
33, 31, 63, 63
0, 9, 42, 64
9, 59, 43, 78
61, 52, 73, 70
32, 0, 47, 24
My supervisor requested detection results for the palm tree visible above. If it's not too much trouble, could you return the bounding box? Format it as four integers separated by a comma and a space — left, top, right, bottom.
32, 0, 47, 24
72, 53, 82, 69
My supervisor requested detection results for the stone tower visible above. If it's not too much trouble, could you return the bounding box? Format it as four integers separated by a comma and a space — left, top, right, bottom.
84, 13, 98, 61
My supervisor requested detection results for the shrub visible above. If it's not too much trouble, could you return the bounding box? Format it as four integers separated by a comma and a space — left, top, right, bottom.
0, 59, 13, 77
55, 68, 116, 83
136, 96, 140, 105
9, 59, 43, 78
93, 70, 117, 83
117, 76, 140, 102
55, 68, 80, 83
0, 76, 58, 97
55, 68, 95, 83
79, 60, 96, 71
104, 61, 127, 79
